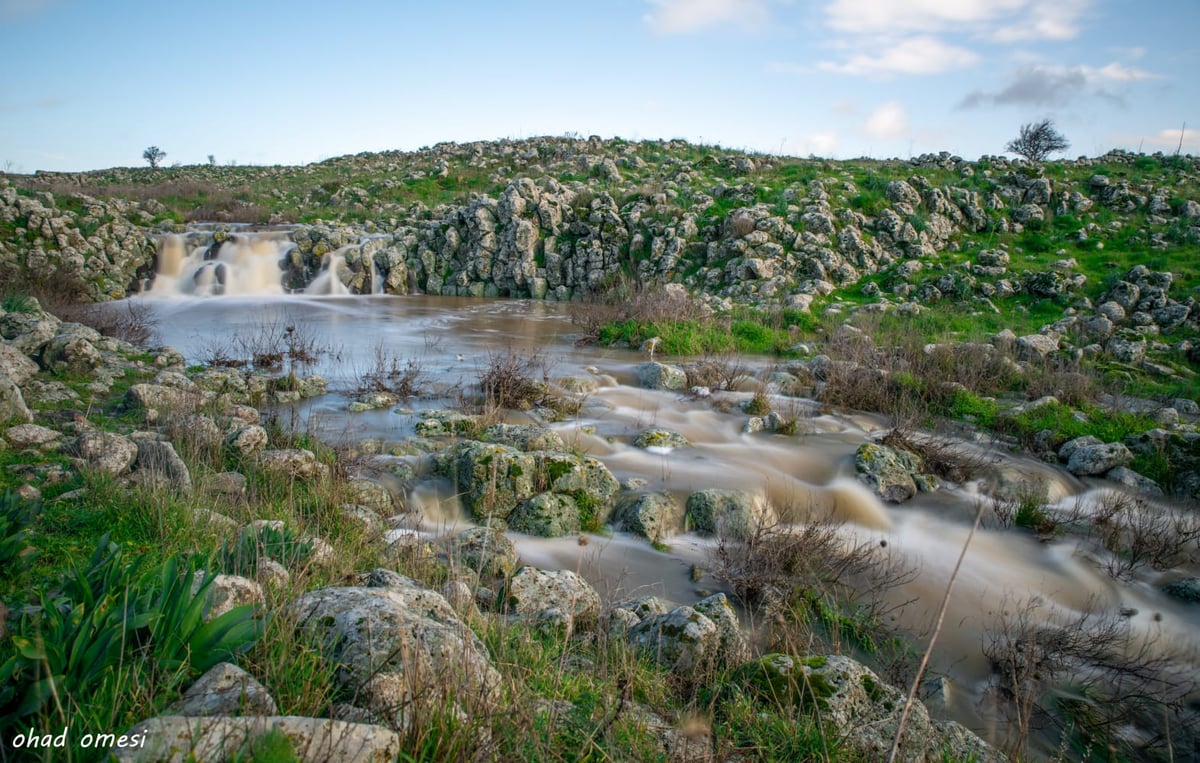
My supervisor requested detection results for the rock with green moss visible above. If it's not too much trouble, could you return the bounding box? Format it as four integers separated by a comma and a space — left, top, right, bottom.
618, 492, 684, 543
684, 489, 767, 539
693, 593, 749, 665
482, 423, 565, 452
854, 442, 923, 503
509, 492, 580, 537
447, 441, 536, 520
452, 527, 519, 578
414, 410, 479, 438
633, 428, 689, 449
627, 605, 721, 674
506, 567, 600, 628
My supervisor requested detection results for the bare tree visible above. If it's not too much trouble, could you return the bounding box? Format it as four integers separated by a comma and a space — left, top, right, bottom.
142, 146, 166, 169
1005, 119, 1070, 162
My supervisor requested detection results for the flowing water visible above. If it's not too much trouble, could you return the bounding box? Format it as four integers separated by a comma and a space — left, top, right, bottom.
131, 232, 1200, 755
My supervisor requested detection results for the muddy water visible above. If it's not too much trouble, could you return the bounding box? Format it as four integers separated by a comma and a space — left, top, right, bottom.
130, 289, 1200, 750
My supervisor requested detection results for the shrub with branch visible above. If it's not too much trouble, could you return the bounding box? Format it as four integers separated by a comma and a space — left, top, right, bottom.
1005, 119, 1070, 162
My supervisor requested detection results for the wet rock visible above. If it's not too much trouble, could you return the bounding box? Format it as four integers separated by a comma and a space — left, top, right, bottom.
506, 567, 601, 628
167, 662, 278, 717
635, 361, 688, 391
414, 410, 478, 437
618, 492, 683, 543
481, 423, 565, 452
1104, 466, 1163, 496
508, 492, 580, 537
854, 442, 921, 503
111, 716, 400, 763
73, 430, 138, 476
633, 428, 689, 449
1161, 578, 1200, 603
685, 488, 766, 539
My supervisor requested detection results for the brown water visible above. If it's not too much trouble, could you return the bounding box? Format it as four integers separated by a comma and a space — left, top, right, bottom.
129, 234, 1200, 755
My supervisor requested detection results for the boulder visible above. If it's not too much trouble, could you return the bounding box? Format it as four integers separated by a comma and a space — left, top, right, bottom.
110, 716, 400, 763
292, 584, 500, 719
191, 573, 263, 621
125, 383, 203, 414
854, 443, 921, 503
167, 662, 278, 717
685, 489, 766, 539
4, 423, 61, 449
132, 440, 192, 493
452, 527, 519, 578
73, 430, 138, 476
1066, 442, 1133, 476
257, 448, 328, 481
224, 425, 268, 458
509, 492, 580, 537
635, 361, 688, 391
0, 375, 32, 424
628, 603, 746, 675
619, 492, 684, 543
505, 567, 601, 628
481, 423, 565, 452
0, 343, 39, 385
633, 429, 689, 449
1162, 578, 1200, 603
41, 333, 102, 376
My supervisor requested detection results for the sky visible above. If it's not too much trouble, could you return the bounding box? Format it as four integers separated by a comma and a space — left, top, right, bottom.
1, 0, 1197, 173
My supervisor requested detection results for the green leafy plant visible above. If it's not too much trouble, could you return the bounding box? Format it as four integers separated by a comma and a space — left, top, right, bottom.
0, 490, 41, 577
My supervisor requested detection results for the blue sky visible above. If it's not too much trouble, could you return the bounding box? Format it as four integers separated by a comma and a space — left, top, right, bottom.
1, 0, 1196, 172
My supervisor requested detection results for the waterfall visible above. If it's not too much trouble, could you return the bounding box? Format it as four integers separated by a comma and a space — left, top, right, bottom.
304, 246, 353, 296
146, 231, 291, 296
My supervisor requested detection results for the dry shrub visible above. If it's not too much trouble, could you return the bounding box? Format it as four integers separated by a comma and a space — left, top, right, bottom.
479, 346, 551, 411
711, 509, 917, 672
682, 351, 750, 391
1079, 491, 1200, 579
354, 342, 423, 397
879, 426, 989, 483
50, 299, 159, 345
982, 596, 1193, 760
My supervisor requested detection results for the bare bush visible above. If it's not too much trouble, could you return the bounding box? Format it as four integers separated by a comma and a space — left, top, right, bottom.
1085, 491, 1200, 579
354, 342, 423, 398
49, 299, 159, 345
682, 351, 750, 392
880, 427, 989, 483
479, 346, 552, 411
982, 596, 1191, 759
711, 510, 917, 668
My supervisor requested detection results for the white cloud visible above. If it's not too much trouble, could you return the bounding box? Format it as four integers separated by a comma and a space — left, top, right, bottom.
823, 0, 1090, 42
1088, 62, 1157, 83
643, 0, 772, 36
864, 102, 909, 139
785, 131, 841, 157
817, 36, 979, 76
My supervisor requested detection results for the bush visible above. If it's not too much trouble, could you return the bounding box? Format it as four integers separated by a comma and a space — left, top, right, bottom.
0, 490, 40, 578
479, 347, 550, 411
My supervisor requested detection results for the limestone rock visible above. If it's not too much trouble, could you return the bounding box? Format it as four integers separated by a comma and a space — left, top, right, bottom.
0, 375, 32, 424
224, 425, 268, 458
508, 492, 580, 537
685, 489, 766, 539
292, 584, 500, 718
167, 662, 278, 717
1066, 441, 1132, 476
452, 527, 519, 578
132, 440, 192, 493
633, 428, 689, 449
192, 573, 263, 621
854, 443, 921, 503
618, 492, 683, 543
73, 430, 138, 476
635, 361, 687, 391
257, 448, 327, 481
0, 344, 39, 385
110, 716, 400, 763
506, 567, 601, 628
627, 605, 721, 674
4, 423, 61, 449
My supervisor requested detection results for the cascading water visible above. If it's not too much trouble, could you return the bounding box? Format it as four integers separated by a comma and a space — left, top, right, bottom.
147, 231, 292, 296
305, 245, 353, 296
